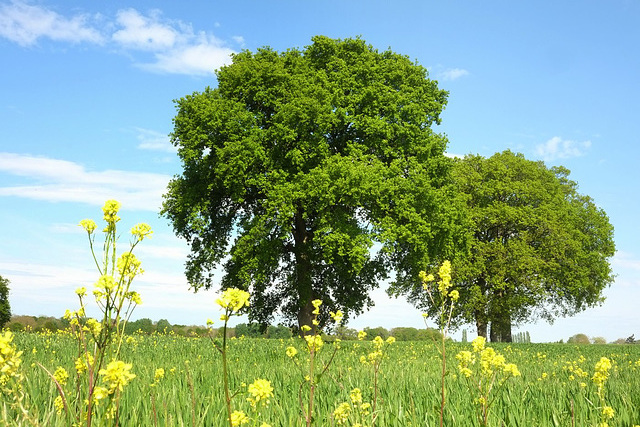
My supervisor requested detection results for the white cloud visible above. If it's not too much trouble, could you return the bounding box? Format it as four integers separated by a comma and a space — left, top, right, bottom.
112, 8, 178, 51
0, 1, 103, 46
0, 3, 236, 76
135, 127, 174, 153
535, 136, 591, 162
438, 68, 469, 81
612, 251, 640, 272
111, 8, 234, 75
0, 152, 170, 211
144, 39, 234, 75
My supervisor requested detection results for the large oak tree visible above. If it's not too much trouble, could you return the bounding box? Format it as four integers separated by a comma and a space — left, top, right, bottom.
161, 36, 461, 330
399, 151, 615, 341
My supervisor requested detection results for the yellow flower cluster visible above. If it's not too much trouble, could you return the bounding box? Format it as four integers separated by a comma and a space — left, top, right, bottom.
592, 356, 612, 390
117, 252, 143, 281
419, 260, 459, 301
53, 367, 69, 386
99, 360, 136, 394
311, 299, 322, 315
285, 346, 297, 358
83, 318, 102, 336
230, 410, 249, 426
330, 310, 344, 324
332, 388, 372, 425
54, 395, 65, 415
79, 219, 97, 233
75, 352, 94, 374
0, 331, 23, 385
304, 334, 324, 352
563, 359, 589, 381
131, 222, 153, 241
216, 288, 251, 312
456, 336, 521, 380
333, 402, 351, 424
360, 335, 396, 366
247, 378, 274, 408
102, 199, 121, 224
95, 274, 117, 292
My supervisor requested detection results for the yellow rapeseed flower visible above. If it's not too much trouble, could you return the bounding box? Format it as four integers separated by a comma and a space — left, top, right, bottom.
247, 378, 274, 408
0, 331, 23, 384
93, 386, 109, 402
333, 402, 351, 425
127, 291, 142, 305
215, 288, 250, 312
230, 410, 249, 426
311, 299, 322, 315
117, 252, 143, 281
349, 388, 363, 405
286, 346, 297, 358
53, 367, 69, 386
330, 310, 344, 324
131, 223, 153, 241
102, 199, 121, 224
79, 219, 97, 233
99, 360, 136, 394
437, 260, 452, 294
54, 396, 64, 415
305, 334, 324, 352
503, 363, 520, 377
75, 352, 94, 374
95, 274, 117, 292
472, 336, 486, 353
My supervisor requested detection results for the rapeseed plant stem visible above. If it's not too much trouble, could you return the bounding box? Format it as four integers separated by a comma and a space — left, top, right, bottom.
420, 260, 457, 427
210, 287, 250, 427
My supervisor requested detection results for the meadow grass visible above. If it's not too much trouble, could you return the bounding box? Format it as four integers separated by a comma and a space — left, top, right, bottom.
10, 331, 640, 426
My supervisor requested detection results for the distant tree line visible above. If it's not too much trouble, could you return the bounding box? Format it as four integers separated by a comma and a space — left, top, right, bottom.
5, 315, 449, 342
563, 333, 639, 345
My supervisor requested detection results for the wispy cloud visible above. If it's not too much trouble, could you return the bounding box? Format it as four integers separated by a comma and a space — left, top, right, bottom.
112, 8, 178, 51
429, 64, 470, 82
135, 127, 174, 153
612, 251, 640, 272
0, 152, 170, 210
112, 8, 235, 75
438, 68, 469, 81
0, 2, 236, 75
535, 136, 591, 162
0, 1, 103, 46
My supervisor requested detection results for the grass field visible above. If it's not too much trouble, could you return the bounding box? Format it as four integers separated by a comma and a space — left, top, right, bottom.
6, 330, 640, 426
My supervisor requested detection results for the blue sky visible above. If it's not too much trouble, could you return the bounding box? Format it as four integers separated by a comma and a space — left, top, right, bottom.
1, 0, 639, 342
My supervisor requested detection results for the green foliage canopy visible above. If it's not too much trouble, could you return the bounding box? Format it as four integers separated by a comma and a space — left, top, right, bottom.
398, 151, 615, 341
162, 36, 459, 329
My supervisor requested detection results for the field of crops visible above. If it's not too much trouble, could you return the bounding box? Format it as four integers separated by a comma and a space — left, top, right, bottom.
7, 331, 640, 426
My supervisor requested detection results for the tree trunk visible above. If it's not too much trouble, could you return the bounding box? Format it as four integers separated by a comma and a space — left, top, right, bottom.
475, 277, 488, 339
294, 207, 315, 336
489, 322, 500, 342
475, 309, 488, 339
489, 313, 513, 342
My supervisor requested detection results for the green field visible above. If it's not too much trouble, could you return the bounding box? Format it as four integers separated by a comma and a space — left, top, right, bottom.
6, 331, 640, 426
